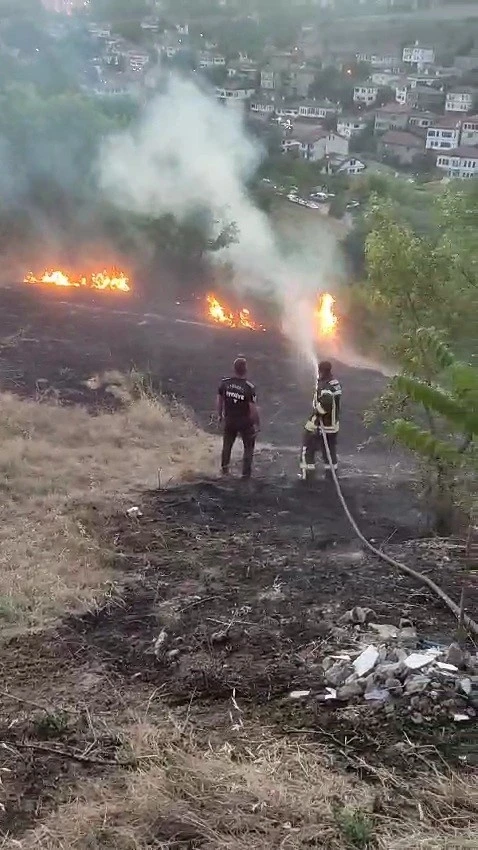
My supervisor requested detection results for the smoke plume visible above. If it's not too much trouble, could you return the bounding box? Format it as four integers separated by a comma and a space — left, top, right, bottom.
98, 75, 343, 366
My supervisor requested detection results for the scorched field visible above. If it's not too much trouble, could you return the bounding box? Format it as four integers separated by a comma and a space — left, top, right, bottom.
0, 282, 476, 850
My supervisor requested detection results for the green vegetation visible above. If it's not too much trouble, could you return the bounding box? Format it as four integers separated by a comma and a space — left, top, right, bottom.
362, 192, 478, 530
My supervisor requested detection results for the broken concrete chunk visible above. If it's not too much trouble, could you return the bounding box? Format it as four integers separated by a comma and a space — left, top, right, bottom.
436, 661, 459, 672
385, 677, 403, 694
289, 690, 311, 699
460, 678, 472, 696
369, 623, 398, 640
364, 688, 390, 702
445, 643, 466, 670
405, 676, 431, 695
404, 650, 439, 670
336, 681, 364, 700
353, 645, 379, 678
325, 662, 354, 687
399, 626, 418, 643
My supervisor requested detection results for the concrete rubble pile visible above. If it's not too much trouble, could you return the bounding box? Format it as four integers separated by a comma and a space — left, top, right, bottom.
291, 607, 478, 724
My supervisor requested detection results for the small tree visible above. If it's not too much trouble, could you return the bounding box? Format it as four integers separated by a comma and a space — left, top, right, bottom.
388, 331, 477, 532
364, 195, 478, 531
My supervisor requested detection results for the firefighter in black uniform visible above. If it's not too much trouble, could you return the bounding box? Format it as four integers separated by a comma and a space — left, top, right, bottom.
217, 356, 260, 479
299, 360, 342, 480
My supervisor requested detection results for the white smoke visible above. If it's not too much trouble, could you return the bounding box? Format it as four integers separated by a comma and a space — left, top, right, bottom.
98, 75, 342, 367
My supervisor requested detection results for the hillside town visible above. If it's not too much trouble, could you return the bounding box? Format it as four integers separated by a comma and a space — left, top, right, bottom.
28, 1, 478, 182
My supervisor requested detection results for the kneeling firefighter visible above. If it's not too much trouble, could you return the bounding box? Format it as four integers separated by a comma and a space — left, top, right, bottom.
299, 360, 342, 480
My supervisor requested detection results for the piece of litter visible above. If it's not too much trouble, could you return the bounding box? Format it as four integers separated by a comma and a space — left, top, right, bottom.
404, 650, 439, 670
127, 506, 143, 518
328, 654, 352, 661
353, 645, 379, 677
435, 661, 459, 672
289, 690, 311, 699
324, 687, 337, 700
364, 688, 390, 702
453, 714, 470, 722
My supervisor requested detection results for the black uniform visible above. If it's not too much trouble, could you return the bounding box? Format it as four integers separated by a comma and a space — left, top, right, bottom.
300, 376, 342, 478
218, 376, 257, 478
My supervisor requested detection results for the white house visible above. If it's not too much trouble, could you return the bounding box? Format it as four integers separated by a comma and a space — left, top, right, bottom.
356, 52, 401, 69
371, 70, 403, 88
337, 115, 369, 138
290, 128, 349, 162
249, 95, 275, 115
461, 115, 478, 147
435, 146, 478, 179
332, 155, 366, 175
426, 117, 462, 151
353, 83, 379, 105
261, 67, 278, 89
445, 88, 476, 114
402, 43, 435, 67
216, 82, 256, 106
295, 99, 338, 120
199, 52, 226, 69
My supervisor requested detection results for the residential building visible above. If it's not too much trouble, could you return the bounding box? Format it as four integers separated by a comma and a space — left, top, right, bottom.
250, 93, 276, 115
284, 128, 349, 162
406, 85, 445, 111
125, 48, 149, 73
435, 146, 478, 179
328, 155, 366, 175
356, 52, 401, 69
216, 82, 256, 106
445, 88, 477, 114
371, 70, 403, 88
426, 116, 462, 151
408, 111, 438, 130
374, 103, 411, 134
353, 83, 379, 105
337, 115, 370, 138
284, 66, 316, 98
402, 43, 435, 68
199, 52, 226, 69
461, 115, 478, 147
261, 66, 279, 90
378, 130, 425, 165
227, 59, 258, 81
294, 99, 339, 120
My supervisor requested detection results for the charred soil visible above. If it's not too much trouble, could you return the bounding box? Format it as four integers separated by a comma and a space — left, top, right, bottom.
0, 285, 476, 845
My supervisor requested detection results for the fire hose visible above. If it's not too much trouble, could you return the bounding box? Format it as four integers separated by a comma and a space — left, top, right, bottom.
318, 424, 478, 638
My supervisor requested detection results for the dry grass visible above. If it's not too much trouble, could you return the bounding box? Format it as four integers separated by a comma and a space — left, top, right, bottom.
0, 377, 217, 627
8, 718, 477, 850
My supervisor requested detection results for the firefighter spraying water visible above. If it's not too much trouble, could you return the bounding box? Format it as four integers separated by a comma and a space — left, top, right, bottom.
299, 359, 342, 481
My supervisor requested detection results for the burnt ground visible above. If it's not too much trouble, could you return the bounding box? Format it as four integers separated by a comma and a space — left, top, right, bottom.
0, 285, 476, 840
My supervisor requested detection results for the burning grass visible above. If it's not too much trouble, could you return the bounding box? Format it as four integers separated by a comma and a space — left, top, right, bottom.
24, 269, 131, 292
8, 716, 478, 850
0, 377, 217, 628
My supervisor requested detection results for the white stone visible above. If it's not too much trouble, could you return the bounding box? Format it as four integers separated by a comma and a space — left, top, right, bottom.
353, 645, 379, 678
404, 650, 440, 670
369, 624, 398, 639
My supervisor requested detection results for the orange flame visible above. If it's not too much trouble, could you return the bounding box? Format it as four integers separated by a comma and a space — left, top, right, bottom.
207, 294, 264, 330
315, 293, 338, 337
24, 269, 131, 292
